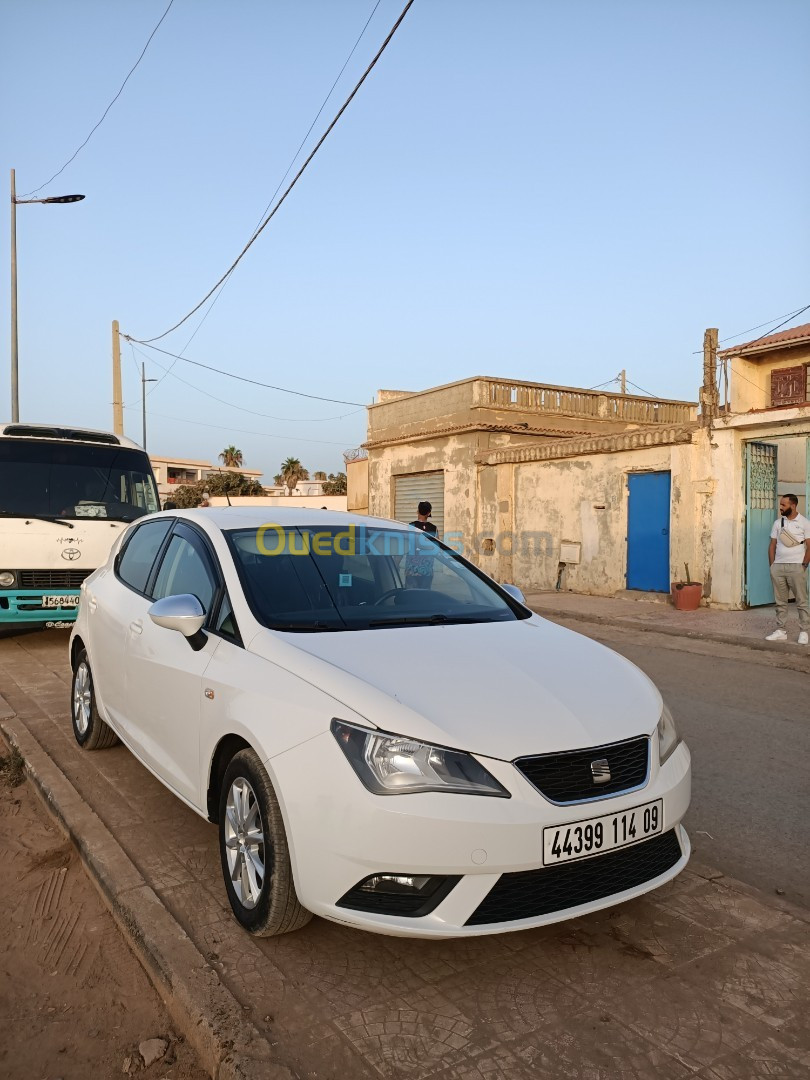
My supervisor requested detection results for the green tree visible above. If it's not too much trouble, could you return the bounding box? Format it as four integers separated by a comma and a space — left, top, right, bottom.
322, 471, 347, 495
219, 446, 243, 467
279, 457, 309, 496
171, 471, 265, 508
313, 470, 327, 481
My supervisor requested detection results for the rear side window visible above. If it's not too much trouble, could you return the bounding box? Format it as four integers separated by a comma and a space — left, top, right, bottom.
152, 534, 216, 613
117, 519, 173, 594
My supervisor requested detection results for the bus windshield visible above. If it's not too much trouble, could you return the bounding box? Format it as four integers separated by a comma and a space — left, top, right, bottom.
0, 440, 160, 522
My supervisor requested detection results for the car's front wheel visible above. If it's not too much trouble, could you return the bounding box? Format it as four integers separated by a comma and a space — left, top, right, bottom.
218, 748, 312, 936
71, 649, 119, 750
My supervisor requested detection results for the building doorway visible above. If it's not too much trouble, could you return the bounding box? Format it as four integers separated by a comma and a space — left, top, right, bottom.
744, 436, 809, 607
626, 471, 671, 592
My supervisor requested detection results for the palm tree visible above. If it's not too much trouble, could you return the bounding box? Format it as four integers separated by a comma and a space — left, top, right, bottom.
313, 470, 327, 481
279, 457, 309, 496
273, 473, 283, 487
219, 446, 243, 468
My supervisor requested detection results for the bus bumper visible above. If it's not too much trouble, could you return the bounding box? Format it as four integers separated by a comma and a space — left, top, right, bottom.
0, 589, 80, 626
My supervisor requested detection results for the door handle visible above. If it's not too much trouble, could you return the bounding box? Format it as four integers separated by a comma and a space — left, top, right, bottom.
129, 620, 143, 635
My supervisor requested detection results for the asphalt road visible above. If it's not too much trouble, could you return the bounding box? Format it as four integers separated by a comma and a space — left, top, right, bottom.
559, 620, 810, 908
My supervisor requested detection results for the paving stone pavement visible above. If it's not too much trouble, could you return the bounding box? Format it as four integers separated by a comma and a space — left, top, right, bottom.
1, 631, 808, 1080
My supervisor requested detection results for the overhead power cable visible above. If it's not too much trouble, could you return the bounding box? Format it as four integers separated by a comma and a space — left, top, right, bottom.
128, 0, 415, 344
692, 303, 810, 354
136, 410, 355, 447
144, 0, 383, 391
124, 339, 366, 406
129, 342, 363, 422
21, 0, 175, 197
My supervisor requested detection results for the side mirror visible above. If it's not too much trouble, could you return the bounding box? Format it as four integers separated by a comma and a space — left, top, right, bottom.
148, 594, 206, 646
501, 583, 526, 604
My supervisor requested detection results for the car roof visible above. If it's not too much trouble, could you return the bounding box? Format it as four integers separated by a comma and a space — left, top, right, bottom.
165, 507, 414, 532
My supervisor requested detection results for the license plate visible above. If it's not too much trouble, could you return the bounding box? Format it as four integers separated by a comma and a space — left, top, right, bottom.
543, 799, 663, 865
41, 594, 80, 609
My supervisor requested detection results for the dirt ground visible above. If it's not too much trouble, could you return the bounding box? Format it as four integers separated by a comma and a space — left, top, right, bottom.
0, 747, 209, 1080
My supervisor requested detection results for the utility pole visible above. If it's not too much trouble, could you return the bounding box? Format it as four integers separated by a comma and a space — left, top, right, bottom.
619, 369, 626, 395
701, 328, 719, 428
112, 320, 123, 435
10, 170, 18, 422
141, 362, 157, 449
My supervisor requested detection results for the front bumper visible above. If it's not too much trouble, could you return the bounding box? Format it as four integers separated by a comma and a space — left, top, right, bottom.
267, 734, 692, 938
0, 589, 79, 625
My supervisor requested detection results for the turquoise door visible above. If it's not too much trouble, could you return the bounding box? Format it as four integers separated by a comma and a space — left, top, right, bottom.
745, 442, 778, 607
627, 472, 671, 591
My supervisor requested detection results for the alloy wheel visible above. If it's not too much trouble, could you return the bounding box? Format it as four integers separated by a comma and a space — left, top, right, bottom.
224, 777, 266, 909
73, 662, 92, 736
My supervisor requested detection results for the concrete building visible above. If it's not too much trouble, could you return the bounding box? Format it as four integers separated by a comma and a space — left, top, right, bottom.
150, 455, 264, 501
350, 326, 810, 610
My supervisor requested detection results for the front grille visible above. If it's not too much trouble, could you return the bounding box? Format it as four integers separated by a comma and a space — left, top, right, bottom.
17, 570, 91, 589
516, 736, 649, 803
466, 830, 682, 926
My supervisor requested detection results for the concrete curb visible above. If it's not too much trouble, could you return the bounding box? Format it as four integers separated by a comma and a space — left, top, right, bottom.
0, 701, 295, 1080
529, 604, 810, 671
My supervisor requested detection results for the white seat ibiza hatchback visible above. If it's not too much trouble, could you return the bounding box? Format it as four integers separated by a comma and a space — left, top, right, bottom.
69, 508, 690, 938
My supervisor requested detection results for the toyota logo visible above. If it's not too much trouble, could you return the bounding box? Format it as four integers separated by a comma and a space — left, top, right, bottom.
61, 548, 82, 561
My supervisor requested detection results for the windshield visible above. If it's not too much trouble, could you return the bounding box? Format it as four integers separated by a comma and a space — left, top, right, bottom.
227, 525, 528, 631
0, 440, 160, 522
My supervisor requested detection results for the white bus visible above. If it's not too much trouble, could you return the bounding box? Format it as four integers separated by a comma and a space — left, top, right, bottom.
0, 423, 160, 633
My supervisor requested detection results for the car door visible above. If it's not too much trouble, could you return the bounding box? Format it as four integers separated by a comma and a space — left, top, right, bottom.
86, 517, 173, 732
123, 522, 221, 809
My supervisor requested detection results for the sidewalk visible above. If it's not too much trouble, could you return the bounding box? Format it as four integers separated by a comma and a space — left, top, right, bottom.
1, 631, 809, 1080
526, 590, 810, 663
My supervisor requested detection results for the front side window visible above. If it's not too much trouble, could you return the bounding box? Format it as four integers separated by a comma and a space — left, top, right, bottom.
152, 534, 216, 612
227, 525, 527, 632
117, 519, 173, 594
0, 440, 160, 522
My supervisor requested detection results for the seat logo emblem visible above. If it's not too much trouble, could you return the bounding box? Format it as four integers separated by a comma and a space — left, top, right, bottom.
590, 758, 611, 784
61, 548, 81, 561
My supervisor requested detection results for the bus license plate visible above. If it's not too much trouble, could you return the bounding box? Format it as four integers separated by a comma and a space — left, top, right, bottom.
543, 799, 663, 865
42, 595, 80, 609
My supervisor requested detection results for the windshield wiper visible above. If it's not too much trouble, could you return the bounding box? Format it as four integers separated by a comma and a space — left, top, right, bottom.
367, 613, 480, 629
269, 621, 346, 633
0, 511, 74, 529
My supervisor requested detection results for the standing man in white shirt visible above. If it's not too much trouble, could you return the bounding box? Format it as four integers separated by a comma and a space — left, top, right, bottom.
765, 494, 810, 645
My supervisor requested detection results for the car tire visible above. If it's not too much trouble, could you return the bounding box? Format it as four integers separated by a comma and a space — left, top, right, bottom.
71, 649, 119, 750
218, 748, 312, 937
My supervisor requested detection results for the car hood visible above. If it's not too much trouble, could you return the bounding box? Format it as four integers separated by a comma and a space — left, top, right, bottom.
249, 617, 662, 760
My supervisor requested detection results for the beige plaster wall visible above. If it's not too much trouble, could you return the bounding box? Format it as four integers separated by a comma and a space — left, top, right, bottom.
729, 343, 810, 412
472, 438, 712, 597
346, 458, 369, 514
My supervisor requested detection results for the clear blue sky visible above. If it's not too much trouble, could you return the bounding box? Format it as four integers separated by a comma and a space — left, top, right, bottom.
2, 0, 808, 478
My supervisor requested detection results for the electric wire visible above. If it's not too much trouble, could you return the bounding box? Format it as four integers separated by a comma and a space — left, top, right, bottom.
692, 303, 810, 354
20, 0, 175, 198
141, 0, 383, 394
130, 343, 364, 422
123, 339, 366, 405
133, 409, 355, 448
127, 0, 415, 344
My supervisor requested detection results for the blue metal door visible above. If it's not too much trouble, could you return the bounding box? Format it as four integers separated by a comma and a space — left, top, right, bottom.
627, 472, 671, 592
745, 442, 778, 607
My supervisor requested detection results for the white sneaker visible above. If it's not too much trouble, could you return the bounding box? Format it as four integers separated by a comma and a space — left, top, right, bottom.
799, 632, 809, 646
765, 629, 787, 641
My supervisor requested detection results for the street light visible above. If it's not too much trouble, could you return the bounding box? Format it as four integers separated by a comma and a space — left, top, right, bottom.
10, 168, 85, 422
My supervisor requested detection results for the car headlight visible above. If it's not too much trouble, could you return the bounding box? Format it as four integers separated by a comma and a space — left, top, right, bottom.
0, 571, 16, 588
657, 704, 680, 765
331, 719, 510, 797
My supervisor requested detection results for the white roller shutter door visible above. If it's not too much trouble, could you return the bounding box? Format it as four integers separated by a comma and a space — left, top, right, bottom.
394, 472, 445, 537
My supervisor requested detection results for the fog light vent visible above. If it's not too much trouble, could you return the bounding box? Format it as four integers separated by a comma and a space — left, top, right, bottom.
337, 873, 460, 917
